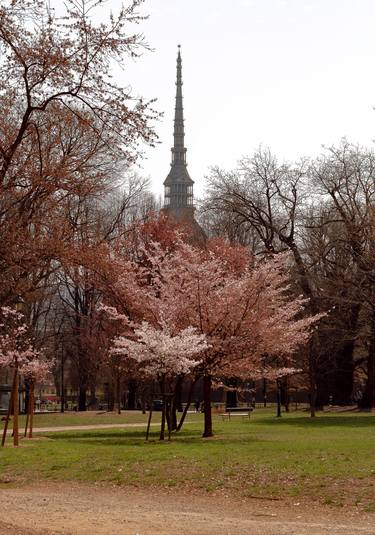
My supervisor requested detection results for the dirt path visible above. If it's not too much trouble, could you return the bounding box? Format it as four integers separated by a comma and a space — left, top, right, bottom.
6, 421, 195, 434
0, 483, 373, 534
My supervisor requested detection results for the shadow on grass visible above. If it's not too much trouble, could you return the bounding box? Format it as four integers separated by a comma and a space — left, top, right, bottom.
254, 415, 375, 428
45, 427, 203, 445
43, 426, 263, 448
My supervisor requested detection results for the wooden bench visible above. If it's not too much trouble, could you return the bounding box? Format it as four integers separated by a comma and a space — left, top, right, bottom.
221, 407, 253, 421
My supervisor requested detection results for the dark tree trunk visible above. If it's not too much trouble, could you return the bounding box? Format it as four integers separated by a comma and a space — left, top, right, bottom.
107, 383, 115, 412
226, 381, 237, 409
263, 378, 267, 407
202, 374, 213, 438
288, 241, 319, 417
359, 309, 375, 409
281, 377, 289, 412
127, 380, 137, 410
23, 379, 30, 416
116, 370, 121, 415
171, 376, 184, 431
334, 342, 355, 405
316, 365, 334, 409
159, 376, 166, 441
308, 341, 317, 417
78, 386, 87, 412
177, 377, 198, 431
60, 355, 65, 413
276, 379, 282, 417
89, 385, 96, 410
170, 402, 177, 431
160, 399, 166, 441
174, 376, 184, 412
334, 304, 360, 405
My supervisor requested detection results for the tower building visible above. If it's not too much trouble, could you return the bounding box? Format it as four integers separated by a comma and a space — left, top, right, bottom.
163, 46, 195, 221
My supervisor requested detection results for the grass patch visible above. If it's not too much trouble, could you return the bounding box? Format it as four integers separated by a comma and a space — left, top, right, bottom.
1, 410, 165, 428
1, 409, 375, 509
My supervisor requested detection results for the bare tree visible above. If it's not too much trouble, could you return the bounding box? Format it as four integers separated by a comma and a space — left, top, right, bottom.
0, 0, 157, 305
312, 141, 375, 407
204, 148, 322, 416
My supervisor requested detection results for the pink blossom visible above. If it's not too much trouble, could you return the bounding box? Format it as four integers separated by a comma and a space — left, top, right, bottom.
111, 322, 208, 377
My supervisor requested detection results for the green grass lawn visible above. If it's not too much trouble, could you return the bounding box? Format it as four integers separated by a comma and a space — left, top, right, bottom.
1, 409, 375, 510
10, 410, 165, 428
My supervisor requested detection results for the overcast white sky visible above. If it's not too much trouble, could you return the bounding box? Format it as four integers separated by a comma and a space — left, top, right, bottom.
107, 0, 375, 198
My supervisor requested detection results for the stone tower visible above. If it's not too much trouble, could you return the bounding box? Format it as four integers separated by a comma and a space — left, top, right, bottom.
163, 46, 195, 220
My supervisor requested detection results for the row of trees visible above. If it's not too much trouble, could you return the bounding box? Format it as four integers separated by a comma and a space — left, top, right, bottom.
202, 143, 375, 410
0, 0, 159, 438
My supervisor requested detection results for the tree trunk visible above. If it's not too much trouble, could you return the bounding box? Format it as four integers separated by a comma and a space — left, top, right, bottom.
127, 380, 137, 410
226, 379, 237, 409
263, 378, 267, 407
316, 367, 333, 409
159, 376, 166, 441
359, 309, 375, 409
28, 382, 34, 439
334, 342, 355, 405
78, 386, 87, 411
308, 340, 317, 417
174, 376, 183, 412
177, 377, 198, 431
170, 401, 177, 431
89, 384, 97, 410
288, 240, 319, 417
334, 303, 360, 405
13, 365, 19, 446
60, 355, 65, 413
281, 377, 289, 412
116, 370, 121, 415
145, 407, 153, 440
202, 374, 213, 438
171, 376, 183, 431
160, 399, 166, 440
276, 379, 282, 417
23, 379, 30, 416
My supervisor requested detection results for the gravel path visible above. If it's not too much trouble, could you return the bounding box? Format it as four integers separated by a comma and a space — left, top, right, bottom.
0, 483, 373, 534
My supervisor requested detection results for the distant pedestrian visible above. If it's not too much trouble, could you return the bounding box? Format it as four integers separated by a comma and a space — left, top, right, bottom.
194, 400, 200, 413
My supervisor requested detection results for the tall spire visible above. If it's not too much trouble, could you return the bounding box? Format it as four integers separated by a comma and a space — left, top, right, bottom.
163, 46, 194, 217
172, 44, 185, 166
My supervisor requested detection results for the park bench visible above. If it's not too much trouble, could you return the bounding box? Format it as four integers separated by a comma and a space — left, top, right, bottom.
221, 406, 253, 421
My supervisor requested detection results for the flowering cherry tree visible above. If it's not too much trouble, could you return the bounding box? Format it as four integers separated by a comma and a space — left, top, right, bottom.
110, 321, 208, 439
111, 322, 208, 377
133, 240, 324, 437
100, 223, 323, 437
0, 306, 53, 445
